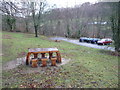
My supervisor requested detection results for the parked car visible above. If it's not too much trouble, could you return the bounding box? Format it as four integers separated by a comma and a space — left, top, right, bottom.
85, 38, 94, 43
91, 38, 101, 44
79, 37, 100, 44
97, 38, 112, 45
79, 37, 88, 42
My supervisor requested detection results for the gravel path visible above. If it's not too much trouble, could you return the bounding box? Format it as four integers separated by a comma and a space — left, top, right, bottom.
50, 37, 115, 51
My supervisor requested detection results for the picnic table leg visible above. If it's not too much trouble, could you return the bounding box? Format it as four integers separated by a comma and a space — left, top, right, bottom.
56, 52, 61, 63
49, 52, 53, 59
41, 58, 48, 67
26, 53, 31, 65
51, 57, 57, 66
34, 53, 38, 58
41, 53, 45, 58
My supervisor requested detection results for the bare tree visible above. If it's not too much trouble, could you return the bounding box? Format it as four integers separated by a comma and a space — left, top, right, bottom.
20, 1, 31, 32
30, 0, 47, 37
0, 1, 19, 31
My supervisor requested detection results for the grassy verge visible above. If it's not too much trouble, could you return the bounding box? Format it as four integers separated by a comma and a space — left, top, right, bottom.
2, 31, 119, 88
107, 43, 114, 47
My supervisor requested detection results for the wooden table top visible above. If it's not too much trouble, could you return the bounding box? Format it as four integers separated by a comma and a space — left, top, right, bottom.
28, 48, 59, 53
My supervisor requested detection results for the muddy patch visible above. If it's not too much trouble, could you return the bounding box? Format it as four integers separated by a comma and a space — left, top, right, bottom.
2, 57, 71, 71
2, 57, 26, 70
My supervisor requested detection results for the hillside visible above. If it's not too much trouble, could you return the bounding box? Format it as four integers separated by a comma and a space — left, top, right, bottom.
2, 31, 119, 88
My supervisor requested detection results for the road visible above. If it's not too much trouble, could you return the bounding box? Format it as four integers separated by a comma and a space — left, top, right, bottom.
50, 37, 115, 51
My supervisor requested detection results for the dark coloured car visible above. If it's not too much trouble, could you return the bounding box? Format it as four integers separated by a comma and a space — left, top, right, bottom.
79, 37, 88, 42
85, 38, 94, 43
79, 37, 101, 44
91, 38, 101, 44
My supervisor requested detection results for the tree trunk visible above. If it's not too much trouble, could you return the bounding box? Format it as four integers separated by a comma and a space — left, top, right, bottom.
67, 24, 70, 38
25, 20, 29, 32
110, 2, 120, 53
34, 25, 38, 37
96, 16, 102, 38
117, 1, 120, 52
6, 15, 16, 32
7, 17, 13, 32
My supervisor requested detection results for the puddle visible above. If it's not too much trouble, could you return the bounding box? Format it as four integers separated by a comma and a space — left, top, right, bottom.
2, 57, 71, 71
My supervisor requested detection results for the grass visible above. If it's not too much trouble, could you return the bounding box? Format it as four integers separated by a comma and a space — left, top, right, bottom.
2, 31, 119, 88
107, 43, 114, 47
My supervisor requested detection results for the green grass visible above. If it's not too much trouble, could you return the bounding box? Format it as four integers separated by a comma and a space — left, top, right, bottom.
2, 31, 119, 88
107, 43, 114, 47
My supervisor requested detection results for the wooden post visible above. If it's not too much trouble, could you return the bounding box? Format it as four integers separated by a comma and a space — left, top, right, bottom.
41, 53, 45, 58
32, 59, 38, 68
56, 52, 61, 63
49, 52, 53, 59
26, 53, 31, 65
41, 58, 48, 67
51, 57, 57, 66
34, 53, 38, 58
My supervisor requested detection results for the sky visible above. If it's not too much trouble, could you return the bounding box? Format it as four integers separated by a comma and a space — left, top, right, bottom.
3, 0, 120, 8
5, 0, 98, 8
46, 0, 98, 8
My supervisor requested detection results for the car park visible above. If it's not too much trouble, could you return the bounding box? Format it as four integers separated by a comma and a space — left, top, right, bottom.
97, 38, 112, 45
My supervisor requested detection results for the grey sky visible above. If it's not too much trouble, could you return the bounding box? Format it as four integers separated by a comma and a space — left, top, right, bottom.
2, 0, 120, 8
46, 0, 98, 8
3, 0, 97, 8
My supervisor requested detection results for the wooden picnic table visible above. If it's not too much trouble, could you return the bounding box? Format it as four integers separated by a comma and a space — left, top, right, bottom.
26, 48, 61, 65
